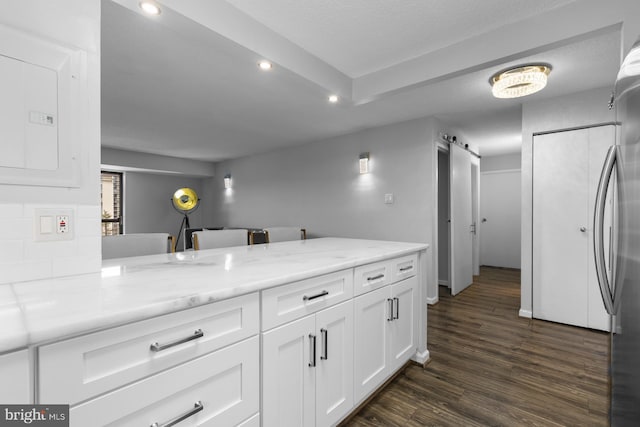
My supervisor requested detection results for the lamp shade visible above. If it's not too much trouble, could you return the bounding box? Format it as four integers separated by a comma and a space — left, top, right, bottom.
172, 188, 199, 213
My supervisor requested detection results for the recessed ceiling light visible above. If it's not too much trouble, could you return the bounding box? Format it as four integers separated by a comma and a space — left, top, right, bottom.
139, 1, 161, 15
328, 95, 339, 103
258, 61, 273, 71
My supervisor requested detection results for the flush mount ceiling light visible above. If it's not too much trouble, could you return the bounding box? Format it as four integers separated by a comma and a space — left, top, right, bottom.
490, 64, 551, 99
139, 1, 161, 15
328, 94, 339, 103
258, 61, 272, 71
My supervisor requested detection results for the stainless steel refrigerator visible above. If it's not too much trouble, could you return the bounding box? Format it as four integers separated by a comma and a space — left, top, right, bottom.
594, 36, 640, 426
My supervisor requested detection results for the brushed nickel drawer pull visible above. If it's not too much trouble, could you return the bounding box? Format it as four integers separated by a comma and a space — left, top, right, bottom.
367, 273, 385, 281
387, 298, 394, 321
303, 290, 329, 301
393, 297, 400, 320
150, 329, 204, 352
399, 266, 413, 272
150, 401, 203, 427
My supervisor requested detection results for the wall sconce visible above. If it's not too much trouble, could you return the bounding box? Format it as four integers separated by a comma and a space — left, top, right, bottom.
359, 152, 370, 174
224, 174, 232, 189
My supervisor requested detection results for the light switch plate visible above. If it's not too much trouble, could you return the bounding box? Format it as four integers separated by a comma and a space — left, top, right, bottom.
384, 193, 394, 204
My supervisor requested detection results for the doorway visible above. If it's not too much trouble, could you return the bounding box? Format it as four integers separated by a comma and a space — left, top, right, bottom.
436, 143, 479, 298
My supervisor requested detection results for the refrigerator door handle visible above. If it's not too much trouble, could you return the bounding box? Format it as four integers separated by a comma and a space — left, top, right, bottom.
593, 145, 618, 315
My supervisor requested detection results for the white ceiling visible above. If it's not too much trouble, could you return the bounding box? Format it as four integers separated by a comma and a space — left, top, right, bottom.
102, 0, 630, 161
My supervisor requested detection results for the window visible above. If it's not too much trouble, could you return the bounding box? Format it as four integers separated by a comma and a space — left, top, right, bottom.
101, 171, 122, 236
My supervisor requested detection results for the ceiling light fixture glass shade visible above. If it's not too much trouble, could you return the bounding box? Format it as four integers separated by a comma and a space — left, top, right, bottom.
328, 94, 339, 103
490, 64, 551, 99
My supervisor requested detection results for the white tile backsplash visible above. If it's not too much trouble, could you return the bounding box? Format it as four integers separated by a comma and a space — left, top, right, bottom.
0, 202, 101, 284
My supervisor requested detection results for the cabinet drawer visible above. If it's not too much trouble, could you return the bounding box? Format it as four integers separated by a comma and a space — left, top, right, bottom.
353, 260, 392, 296
391, 254, 418, 282
39, 292, 259, 405
70, 336, 260, 427
262, 270, 353, 330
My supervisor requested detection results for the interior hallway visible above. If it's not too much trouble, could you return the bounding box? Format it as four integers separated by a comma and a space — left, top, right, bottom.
343, 267, 609, 426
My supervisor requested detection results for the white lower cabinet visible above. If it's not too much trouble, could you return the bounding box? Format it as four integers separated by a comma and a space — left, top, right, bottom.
70, 336, 259, 426
262, 300, 354, 427
0, 349, 31, 403
354, 275, 417, 403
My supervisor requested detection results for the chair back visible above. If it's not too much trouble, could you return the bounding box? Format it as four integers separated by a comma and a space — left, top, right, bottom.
264, 227, 307, 243
192, 229, 248, 250
102, 233, 175, 260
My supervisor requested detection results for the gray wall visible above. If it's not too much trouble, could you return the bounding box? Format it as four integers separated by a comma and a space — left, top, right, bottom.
207, 116, 447, 302
520, 86, 615, 316
481, 153, 521, 172
123, 173, 208, 239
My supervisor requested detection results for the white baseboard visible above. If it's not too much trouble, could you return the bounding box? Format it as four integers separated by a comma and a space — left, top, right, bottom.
426, 296, 439, 305
519, 308, 532, 318
438, 280, 449, 287
412, 349, 430, 365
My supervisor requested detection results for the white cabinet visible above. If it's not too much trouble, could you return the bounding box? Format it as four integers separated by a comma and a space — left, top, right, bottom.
0, 349, 31, 403
38, 293, 260, 426
533, 125, 613, 331
70, 336, 259, 427
262, 300, 354, 427
354, 275, 418, 403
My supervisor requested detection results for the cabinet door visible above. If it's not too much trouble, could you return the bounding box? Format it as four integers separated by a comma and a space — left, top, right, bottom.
0, 349, 31, 403
389, 276, 417, 371
262, 315, 316, 427
353, 286, 390, 403
315, 301, 354, 427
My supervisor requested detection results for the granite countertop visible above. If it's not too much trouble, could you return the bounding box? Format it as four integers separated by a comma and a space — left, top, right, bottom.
0, 238, 427, 353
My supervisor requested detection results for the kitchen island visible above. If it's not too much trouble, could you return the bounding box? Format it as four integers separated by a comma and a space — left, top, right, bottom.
0, 237, 429, 426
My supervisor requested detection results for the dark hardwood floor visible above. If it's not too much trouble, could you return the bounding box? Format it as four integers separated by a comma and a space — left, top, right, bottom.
343, 266, 610, 426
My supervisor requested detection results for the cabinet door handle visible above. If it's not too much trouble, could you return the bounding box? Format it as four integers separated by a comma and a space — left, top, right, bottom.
303, 290, 329, 301
399, 266, 413, 272
308, 334, 316, 367
150, 329, 204, 352
367, 273, 385, 281
393, 297, 400, 320
387, 298, 394, 321
320, 328, 328, 360
150, 401, 203, 427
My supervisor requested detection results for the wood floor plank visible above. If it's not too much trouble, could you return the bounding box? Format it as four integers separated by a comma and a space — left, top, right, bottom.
342, 266, 609, 426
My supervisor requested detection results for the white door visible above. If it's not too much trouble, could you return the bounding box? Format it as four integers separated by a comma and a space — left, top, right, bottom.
262, 315, 316, 427
389, 276, 417, 371
533, 126, 612, 331
533, 129, 590, 327
353, 286, 390, 403
449, 143, 473, 295
315, 301, 354, 427
479, 170, 521, 268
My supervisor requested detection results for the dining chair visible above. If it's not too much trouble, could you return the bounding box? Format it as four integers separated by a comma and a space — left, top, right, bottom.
192, 229, 249, 250
263, 227, 307, 243
102, 233, 175, 259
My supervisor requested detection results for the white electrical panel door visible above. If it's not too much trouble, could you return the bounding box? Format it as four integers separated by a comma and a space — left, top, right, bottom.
0, 54, 58, 171
0, 23, 82, 187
